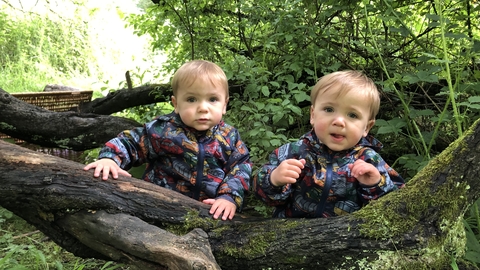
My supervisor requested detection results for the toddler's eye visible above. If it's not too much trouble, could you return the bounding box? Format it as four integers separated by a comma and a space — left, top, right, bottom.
187, 97, 196, 102
324, 107, 334, 113
209, 97, 219, 102
348, 112, 358, 119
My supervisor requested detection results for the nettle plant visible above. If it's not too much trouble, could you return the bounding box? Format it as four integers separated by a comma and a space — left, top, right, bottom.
224, 58, 311, 166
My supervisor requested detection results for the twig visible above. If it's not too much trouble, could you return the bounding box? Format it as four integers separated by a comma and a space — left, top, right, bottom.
12, 230, 41, 239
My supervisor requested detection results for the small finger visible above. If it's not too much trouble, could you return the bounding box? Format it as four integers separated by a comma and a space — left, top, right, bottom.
222, 210, 230, 221
111, 169, 118, 179
102, 167, 111, 180
210, 204, 218, 216
93, 166, 102, 178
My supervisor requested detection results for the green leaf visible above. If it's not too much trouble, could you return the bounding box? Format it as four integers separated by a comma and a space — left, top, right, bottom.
287, 81, 298, 90
466, 104, 480, 110
261, 86, 270, 97
468, 96, 480, 103
269, 81, 280, 88
273, 112, 284, 123
249, 129, 260, 136
270, 139, 281, 146
417, 71, 438, 83
240, 105, 252, 112
294, 91, 309, 103
410, 109, 434, 118
289, 105, 302, 115
375, 118, 406, 135
255, 102, 265, 110
473, 40, 480, 53
444, 32, 467, 39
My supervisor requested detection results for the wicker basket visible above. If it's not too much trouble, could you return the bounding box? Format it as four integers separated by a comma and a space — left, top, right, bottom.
10, 90, 93, 112
0, 90, 93, 140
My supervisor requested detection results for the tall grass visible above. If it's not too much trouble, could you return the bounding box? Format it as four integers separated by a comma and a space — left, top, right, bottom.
0, 1, 148, 268
0, 8, 96, 93
0, 206, 128, 270
364, 1, 480, 268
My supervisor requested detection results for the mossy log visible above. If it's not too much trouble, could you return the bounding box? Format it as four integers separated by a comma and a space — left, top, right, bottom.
1, 118, 480, 269
0, 88, 143, 150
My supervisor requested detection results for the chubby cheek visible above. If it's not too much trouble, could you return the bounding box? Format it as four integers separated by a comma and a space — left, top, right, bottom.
310, 111, 322, 127
313, 122, 327, 135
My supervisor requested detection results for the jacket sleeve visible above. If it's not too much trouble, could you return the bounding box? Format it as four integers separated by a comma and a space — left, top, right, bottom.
216, 129, 253, 209
98, 124, 153, 170
356, 148, 405, 202
253, 143, 296, 206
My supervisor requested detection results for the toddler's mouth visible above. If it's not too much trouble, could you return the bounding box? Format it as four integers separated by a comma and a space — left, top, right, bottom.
331, 133, 343, 138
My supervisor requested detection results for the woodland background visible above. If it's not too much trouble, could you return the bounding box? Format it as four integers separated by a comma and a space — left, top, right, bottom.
1, 0, 480, 269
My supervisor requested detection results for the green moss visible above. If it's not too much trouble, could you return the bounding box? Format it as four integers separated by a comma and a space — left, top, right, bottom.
210, 224, 230, 237
213, 218, 301, 260
357, 217, 465, 269
53, 138, 74, 148
0, 122, 15, 130
222, 231, 276, 259
165, 210, 219, 235
283, 255, 306, 264
348, 119, 480, 269
163, 210, 301, 260
354, 120, 472, 236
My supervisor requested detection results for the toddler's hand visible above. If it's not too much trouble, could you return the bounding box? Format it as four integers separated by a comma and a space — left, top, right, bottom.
348, 159, 381, 186
83, 158, 131, 180
270, 158, 306, 187
203, 198, 237, 220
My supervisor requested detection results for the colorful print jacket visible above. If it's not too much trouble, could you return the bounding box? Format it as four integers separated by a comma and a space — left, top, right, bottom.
98, 112, 252, 208
254, 130, 404, 218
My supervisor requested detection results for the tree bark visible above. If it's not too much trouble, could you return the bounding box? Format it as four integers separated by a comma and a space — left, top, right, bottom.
76, 84, 172, 115
0, 87, 152, 150
1, 117, 480, 269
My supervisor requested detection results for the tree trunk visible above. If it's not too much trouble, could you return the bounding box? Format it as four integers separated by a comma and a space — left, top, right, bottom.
0, 85, 176, 150
1, 117, 480, 269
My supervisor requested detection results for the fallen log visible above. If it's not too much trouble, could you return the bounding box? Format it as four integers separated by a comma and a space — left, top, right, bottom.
0, 88, 141, 150
1, 117, 480, 269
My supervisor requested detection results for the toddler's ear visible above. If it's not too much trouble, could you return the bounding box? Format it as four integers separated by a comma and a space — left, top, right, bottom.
364, 120, 375, 136
171, 96, 178, 113
309, 106, 315, 125
223, 97, 229, 114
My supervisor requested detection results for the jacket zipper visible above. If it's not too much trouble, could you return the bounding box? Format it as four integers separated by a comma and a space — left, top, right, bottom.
315, 154, 334, 217
193, 141, 205, 200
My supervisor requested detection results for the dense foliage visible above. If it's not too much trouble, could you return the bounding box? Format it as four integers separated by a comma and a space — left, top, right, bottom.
128, 0, 480, 180
2, 0, 480, 269
0, 6, 96, 92
128, 1, 480, 267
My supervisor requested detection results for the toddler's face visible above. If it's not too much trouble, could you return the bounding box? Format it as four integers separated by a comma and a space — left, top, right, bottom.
310, 87, 374, 151
171, 77, 228, 131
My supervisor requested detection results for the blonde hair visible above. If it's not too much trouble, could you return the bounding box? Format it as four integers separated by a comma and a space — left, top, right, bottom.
171, 60, 229, 97
310, 70, 380, 120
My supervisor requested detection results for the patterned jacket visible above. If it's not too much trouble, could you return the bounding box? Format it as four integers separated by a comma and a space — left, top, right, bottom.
254, 130, 404, 218
98, 112, 252, 208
